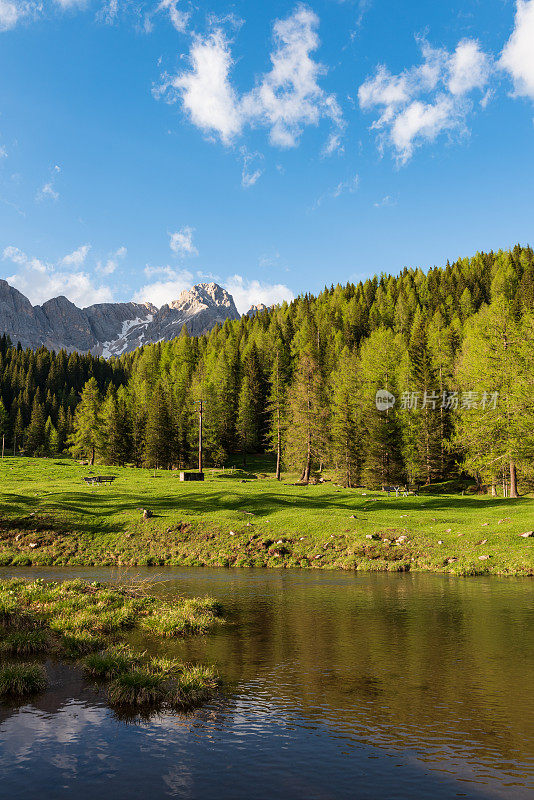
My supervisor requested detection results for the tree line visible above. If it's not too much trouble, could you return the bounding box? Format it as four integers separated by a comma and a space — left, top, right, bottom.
1, 245, 534, 495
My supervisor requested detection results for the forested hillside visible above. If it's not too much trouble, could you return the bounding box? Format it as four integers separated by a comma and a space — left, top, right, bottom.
2, 245, 534, 494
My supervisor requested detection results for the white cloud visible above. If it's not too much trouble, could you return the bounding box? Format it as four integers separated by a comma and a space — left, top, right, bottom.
169, 226, 198, 257
156, 0, 188, 32
54, 0, 88, 9
61, 244, 91, 268
132, 268, 194, 306
500, 0, 534, 100
240, 147, 263, 188
3, 245, 113, 306
313, 172, 359, 208
448, 39, 491, 96
359, 37, 492, 163
156, 5, 343, 150
0, 0, 39, 31
96, 245, 126, 275
36, 181, 58, 202
223, 274, 294, 314
241, 5, 343, 148
157, 29, 243, 144
0, 0, 20, 30
374, 194, 396, 208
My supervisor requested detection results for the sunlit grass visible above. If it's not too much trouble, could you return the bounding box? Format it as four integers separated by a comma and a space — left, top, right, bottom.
0, 663, 47, 696
0, 454, 532, 575
0, 629, 50, 656
0, 577, 221, 707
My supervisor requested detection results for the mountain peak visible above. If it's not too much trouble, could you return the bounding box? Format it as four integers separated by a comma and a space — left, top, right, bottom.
169, 282, 236, 313
0, 278, 240, 355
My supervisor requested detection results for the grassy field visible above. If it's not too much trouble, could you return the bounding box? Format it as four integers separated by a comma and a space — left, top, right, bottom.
0, 456, 533, 576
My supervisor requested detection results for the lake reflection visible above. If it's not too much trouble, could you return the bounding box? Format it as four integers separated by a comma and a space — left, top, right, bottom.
0, 568, 533, 799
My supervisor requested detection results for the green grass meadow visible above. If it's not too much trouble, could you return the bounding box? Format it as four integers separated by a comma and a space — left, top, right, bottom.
0, 456, 533, 576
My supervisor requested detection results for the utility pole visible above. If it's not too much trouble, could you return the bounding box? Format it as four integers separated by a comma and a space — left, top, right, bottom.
1, 435, 4, 460
195, 400, 203, 473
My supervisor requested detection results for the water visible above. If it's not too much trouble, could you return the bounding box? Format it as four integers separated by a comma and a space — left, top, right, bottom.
0, 567, 533, 800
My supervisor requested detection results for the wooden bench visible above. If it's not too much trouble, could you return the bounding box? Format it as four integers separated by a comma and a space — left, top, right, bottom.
382, 485, 418, 497
83, 476, 116, 485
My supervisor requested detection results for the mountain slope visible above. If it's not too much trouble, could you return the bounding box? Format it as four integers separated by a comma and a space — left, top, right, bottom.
0, 280, 240, 355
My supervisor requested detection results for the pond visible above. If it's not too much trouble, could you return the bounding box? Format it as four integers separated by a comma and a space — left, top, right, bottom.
0, 567, 533, 800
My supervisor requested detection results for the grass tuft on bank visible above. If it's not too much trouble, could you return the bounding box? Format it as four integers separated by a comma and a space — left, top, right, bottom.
0, 577, 222, 707
0, 663, 48, 696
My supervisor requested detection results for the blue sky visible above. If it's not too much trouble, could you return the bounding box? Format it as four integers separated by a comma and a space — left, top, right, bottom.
0, 0, 533, 312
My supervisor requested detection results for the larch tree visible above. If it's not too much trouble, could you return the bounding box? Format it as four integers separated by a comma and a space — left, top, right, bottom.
455, 299, 534, 497
285, 351, 328, 483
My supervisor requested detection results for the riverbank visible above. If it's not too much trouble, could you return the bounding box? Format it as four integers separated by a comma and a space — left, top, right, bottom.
0, 457, 532, 577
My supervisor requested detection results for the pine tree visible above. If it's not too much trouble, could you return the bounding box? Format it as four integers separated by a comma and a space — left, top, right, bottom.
102, 386, 131, 466
68, 377, 103, 464
267, 351, 288, 480
44, 416, 58, 455
25, 399, 47, 455
330, 349, 362, 487
56, 406, 68, 454
144, 382, 173, 470
236, 344, 266, 466
403, 309, 443, 484
359, 328, 405, 489
0, 399, 9, 447
13, 408, 24, 454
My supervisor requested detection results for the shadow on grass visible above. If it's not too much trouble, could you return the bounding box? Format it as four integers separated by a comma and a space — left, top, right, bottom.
0, 483, 529, 540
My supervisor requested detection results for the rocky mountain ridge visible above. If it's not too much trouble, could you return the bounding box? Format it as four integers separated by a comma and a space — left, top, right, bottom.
0, 280, 240, 356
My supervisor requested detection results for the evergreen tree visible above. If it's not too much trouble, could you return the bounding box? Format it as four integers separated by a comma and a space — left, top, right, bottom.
403, 309, 443, 484
236, 344, 265, 466
25, 398, 47, 455
267, 351, 288, 480
0, 399, 9, 447
102, 386, 131, 466
44, 416, 58, 455
330, 349, 362, 487
144, 382, 173, 469
13, 408, 24, 454
68, 377, 103, 464
359, 328, 405, 489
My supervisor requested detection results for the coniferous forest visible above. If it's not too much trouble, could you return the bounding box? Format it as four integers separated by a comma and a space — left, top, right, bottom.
2, 245, 534, 495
